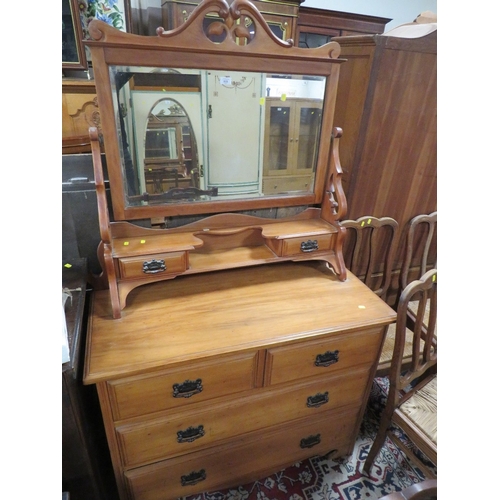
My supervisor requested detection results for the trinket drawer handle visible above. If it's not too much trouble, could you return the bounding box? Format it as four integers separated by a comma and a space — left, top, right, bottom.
315, 350, 340, 367
300, 239, 319, 252
306, 391, 329, 408
142, 259, 166, 274
300, 434, 321, 449
172, 379, 203, 398
177, 425, 205, 443
181, 469, 206, 486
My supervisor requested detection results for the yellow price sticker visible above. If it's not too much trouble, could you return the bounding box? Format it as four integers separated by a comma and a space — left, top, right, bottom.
64, 263, 72, 268
140, 240, 146, 244
124, 241, 129, 246
280, 94, 287, 102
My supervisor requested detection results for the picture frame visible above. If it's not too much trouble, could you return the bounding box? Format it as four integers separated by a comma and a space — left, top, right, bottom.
62, 0, 88, 70
63, 0, 132, 71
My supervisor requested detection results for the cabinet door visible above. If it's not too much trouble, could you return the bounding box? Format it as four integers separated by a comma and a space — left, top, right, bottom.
263, 99, 293, 177
263, 98, 322, 177
294, 100, 322, 175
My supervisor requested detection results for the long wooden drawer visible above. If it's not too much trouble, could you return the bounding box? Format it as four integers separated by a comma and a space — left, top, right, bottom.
118, 252, 187, 280
116, 366, 370, 467
124, 406, 359, 500
264, 327, 384, 386
107, 352, 259, 420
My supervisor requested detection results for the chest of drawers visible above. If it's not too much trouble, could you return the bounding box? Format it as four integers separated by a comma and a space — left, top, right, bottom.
84, 261, 396, 499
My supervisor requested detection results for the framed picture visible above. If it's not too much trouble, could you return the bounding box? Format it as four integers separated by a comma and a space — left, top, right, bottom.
62, 0, 88, 70
63, 1, 131, 70
76, 0, 131, 63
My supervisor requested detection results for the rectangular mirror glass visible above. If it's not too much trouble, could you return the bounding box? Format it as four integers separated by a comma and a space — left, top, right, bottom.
109, 65, 326, 207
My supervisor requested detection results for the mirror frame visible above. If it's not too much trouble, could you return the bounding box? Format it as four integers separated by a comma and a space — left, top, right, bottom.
85, 0, 345, 221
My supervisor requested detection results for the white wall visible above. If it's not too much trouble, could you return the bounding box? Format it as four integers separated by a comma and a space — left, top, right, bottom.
300, 0, 437, 32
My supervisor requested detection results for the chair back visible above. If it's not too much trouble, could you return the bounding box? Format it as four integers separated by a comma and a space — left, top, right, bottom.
341, 216, 398, 301
401, 212, 437, 289
390, 268, 437, 404
365, 269, 437, 477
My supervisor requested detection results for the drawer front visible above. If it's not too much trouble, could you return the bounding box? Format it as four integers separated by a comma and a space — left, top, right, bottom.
116, 367, 369, 467
118, 252, 187, 280
108, 352, 259, 421
262, 176, 312, 194
281, 234, 333, 256
124, 406, 358, 500
265, 327, 384, 386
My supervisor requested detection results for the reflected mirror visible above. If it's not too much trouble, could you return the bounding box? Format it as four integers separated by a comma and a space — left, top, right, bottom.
110, 65, 326, 207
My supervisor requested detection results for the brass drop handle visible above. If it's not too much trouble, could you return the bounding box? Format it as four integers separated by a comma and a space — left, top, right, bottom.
181, 469, 206, 486
306, 391, 329, 408
172, 378, 203, 398
177, 425, 205, 443
300, 434, 321, 449
315, 350, 340, 368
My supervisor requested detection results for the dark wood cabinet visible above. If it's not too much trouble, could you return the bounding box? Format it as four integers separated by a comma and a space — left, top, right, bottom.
62, 259, 117, 500
332, 31, 437, 303
161, 0, 303, 41
296, 7, 391, 48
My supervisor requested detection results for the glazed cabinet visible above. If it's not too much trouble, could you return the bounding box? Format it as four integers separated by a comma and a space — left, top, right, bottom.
263, 97, 322, 194
161, 0, 302, 41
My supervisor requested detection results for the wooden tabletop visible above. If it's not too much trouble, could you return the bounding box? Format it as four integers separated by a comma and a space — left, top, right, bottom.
84, 261, 396, 384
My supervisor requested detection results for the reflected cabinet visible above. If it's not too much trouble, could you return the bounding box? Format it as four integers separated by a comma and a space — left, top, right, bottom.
263, 97, 322, 194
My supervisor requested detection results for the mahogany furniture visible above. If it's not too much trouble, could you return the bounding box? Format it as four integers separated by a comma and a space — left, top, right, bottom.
84, 261, 396, 499
332, 31, 437, 305
161, 0, 303, 42
296, 7, 391, 48
85, 0, 349, 319
364, 268, 437, 477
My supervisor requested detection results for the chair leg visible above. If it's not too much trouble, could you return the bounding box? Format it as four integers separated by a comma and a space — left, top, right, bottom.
364, 412, 392, 474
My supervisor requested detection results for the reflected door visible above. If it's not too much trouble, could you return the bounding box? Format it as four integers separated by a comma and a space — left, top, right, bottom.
205, 70, 265, 195
296, 103, 322, 174
263, 98, 322, 194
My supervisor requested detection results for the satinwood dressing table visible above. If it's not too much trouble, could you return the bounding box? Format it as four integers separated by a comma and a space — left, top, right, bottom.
82, 1, 396, 498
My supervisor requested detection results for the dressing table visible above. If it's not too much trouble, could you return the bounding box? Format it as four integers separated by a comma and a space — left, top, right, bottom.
83, 1, 396, 498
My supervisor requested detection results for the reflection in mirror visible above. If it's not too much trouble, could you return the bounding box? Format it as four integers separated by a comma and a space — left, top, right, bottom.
143, 98, 200, 195
109, 65, 326, 207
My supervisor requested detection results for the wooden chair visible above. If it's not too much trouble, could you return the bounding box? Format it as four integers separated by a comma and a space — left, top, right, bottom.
341, 216, 399, 302
401, 211, 437, 291
378, 212, 437, 376
377, 479, 437, 500
364, 269, 437, 478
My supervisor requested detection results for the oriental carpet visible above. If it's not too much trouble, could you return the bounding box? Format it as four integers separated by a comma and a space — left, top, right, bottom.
179, 377, 436, 500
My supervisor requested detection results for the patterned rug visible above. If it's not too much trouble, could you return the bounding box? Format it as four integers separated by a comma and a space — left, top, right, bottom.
179, 377, 436, 500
